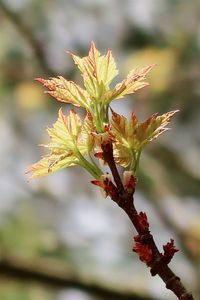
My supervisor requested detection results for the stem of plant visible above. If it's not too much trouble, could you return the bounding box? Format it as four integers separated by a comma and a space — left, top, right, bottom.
102, 142, 194, 300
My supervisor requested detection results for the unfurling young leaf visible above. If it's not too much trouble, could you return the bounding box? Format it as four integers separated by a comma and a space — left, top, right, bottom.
111, 110, 178, 172
35, 77, 91, 110
27, 108, 101, 179
37, 42, 153, 133
105, 64, 155, 102
28, 42, 177, 180
70, 42, 119, 99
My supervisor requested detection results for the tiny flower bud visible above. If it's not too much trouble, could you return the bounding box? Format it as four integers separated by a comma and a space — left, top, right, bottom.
92, 131, 111, 148
91, 174, 117, 198
94, 151, 107, 165
133, 239, 153, 263
94, 152, 104, 159
123, 171, 136, 194
104, 123, 110, 132
162, 239, 179, 264
136, 212, 149, 231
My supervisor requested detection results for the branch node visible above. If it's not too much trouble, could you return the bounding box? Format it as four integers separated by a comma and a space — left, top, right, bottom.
150, 256, 162, 276
165, 275, 180, 290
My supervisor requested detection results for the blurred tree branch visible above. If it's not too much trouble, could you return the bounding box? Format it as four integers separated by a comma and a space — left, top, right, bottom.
0, 255, 155, 300
149, 145, 200, 197
0, 0, 55, 76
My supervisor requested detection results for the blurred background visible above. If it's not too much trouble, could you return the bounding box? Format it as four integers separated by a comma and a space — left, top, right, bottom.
0, 0, 200, 299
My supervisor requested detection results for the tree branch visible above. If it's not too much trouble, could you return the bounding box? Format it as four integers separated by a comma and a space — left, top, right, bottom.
102, 142, 194, 300
0, 255, 154, 300
148, 145, 200, 197
0, 0, 54, 76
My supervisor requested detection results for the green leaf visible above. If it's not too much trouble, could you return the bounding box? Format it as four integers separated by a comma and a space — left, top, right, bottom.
27, 109, 97, 179
111, 110, 178, 169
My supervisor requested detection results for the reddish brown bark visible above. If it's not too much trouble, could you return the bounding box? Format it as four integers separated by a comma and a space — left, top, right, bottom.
101, 142, 194, 300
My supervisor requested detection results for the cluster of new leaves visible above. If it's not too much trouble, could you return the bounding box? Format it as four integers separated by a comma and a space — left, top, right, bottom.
27, 42, 177, 181
26, 43, 195, 300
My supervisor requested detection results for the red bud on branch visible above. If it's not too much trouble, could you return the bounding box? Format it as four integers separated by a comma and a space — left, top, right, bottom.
136, 212, 149, 231
162, 239, 179, 264
133, 235, 153, 263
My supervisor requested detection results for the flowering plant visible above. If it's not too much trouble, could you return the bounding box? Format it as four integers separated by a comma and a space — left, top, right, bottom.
27, 42, 193, 300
